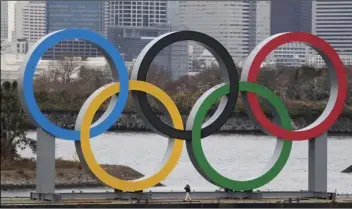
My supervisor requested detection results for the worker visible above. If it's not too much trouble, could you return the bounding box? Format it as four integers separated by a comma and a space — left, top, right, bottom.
184, 184, 191, 201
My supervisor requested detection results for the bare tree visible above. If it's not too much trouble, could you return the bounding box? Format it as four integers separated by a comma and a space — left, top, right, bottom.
32, 56, 83, 111
77, 67, 113, 95
49, 56, 82, 84
146, 63, 173, 89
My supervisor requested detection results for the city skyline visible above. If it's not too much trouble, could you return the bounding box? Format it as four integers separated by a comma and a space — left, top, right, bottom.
4, 1, 352, 42
2, 1, 352, 70
178, 1, 271, 63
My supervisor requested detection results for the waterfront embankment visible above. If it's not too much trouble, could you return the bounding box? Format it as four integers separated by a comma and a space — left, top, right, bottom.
31, 112, 352, 134
1, 196, 352, 208
1, 158, 163, 190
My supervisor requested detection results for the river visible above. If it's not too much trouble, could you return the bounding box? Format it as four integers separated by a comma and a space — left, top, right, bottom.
2, 132, 351, 197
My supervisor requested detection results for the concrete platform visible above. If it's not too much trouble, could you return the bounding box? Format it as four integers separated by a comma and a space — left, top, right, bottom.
28, 190, 336, 201
1, 192, 351, 208
1, 197, 352, 208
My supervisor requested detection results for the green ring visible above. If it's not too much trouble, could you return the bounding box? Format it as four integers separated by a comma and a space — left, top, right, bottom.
188, 81, 292, 191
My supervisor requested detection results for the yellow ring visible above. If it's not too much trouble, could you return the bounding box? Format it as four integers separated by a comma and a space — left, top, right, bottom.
80, 80, 184, 191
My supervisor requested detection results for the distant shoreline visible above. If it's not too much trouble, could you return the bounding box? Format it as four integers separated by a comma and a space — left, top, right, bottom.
25, 127, 352, 137
24, 112, 352, 135
1, 159, 164, 191
81, 129, 352, 136
1, 184, 111, 191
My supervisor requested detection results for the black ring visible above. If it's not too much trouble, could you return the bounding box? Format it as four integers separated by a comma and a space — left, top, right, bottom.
130, 31, 239, 139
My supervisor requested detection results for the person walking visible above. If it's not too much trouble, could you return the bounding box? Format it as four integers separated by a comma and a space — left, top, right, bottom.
184, 184, 191, 201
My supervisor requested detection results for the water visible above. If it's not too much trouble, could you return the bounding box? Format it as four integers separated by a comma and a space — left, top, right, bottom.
2, 132, 351, 197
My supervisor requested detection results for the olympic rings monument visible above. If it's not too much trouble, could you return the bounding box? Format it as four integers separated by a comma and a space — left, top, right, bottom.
17, 29, 348, 201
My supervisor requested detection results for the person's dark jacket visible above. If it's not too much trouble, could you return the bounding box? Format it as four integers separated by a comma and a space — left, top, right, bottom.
184, 185, 191, 193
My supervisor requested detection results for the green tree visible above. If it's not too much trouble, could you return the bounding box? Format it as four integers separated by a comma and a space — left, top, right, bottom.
1, 81, 36, 164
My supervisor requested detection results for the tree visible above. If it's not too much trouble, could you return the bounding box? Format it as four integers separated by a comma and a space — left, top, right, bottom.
34, 56, 84, 110
146, 64, 173, 90
48, 56, 82, 85
77, 67, 113, 92
1, 81, 36, 165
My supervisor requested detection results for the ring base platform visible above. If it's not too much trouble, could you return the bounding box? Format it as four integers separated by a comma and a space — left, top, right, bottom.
29, 190, 334, 202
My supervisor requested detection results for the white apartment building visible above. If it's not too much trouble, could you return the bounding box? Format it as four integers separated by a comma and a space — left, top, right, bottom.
1, 1, 9, 40
179, 1, 270, 64
306, 54, 352, 68
104, 0, 168, 34
269, 43, 309, 68
14, 1, 46, 43
167, 1, 180, 30
253, 1, 271, 46
312, 1, 352, 56
13, 1, 26, 41
15, 38, 29, 54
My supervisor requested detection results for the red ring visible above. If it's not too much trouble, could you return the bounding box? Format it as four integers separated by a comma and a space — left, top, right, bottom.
246, 32, 347, 140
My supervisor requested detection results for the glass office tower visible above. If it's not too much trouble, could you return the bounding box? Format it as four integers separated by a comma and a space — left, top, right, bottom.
44, 1, 104, 59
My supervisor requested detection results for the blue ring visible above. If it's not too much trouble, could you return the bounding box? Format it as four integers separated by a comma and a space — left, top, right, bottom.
20, 29, 129, 140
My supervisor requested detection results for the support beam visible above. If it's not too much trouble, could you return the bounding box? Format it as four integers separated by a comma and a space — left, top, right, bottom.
308, 132, 328, 192
36, 128, 56, 194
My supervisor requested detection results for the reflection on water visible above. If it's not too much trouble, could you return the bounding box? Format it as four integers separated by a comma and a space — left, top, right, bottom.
2, 132, 352, 196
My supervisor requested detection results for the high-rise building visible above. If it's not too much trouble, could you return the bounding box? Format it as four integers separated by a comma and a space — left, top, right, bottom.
270, 1, 312, 35
313, 0, 352, 56
178, 1, 270, 64
44, 1, 104, 59
47, 0, 104, 33
105, 1, 188, 78
1, 1, 9, 40
104, 0, 168, 35
167, 1, 180, 30
306, 0, 352, 67
249, 1, 271, 50
269, 1, 313, 67
107, 26, 172, 69
14, 1, 26, 41
14, 1, 46, 43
